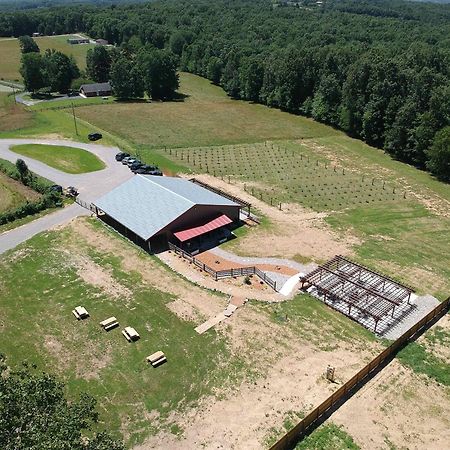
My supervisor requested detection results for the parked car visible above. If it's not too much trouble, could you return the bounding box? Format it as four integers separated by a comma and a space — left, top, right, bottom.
129, 161, 143, 171
115, 152, 130, 161
133, 164, 159, 175
121, 156, 132, 165
88, 132, 102, 141
148, 169, 163, 176
49, 184, 63, 194
126, 158, 138, 166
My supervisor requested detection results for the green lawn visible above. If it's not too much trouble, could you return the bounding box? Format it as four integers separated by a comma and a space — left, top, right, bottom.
74, 72, 337, 149
0, 222, 245, 447
11, 143, 105, 174
0, 34, 95, 82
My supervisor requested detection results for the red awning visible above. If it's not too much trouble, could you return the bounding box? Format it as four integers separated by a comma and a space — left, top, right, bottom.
174, 215, 233, 242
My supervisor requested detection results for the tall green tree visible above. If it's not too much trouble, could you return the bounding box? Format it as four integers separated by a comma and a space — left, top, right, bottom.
86, 46, 112, 83
18, 35, 39, 53
426, 126, 450, 182
0, 355, 124, 450
110, 55, 144, 99
20, 52, 45, 93
43, 49, 80, 93
137, 48, 179, 100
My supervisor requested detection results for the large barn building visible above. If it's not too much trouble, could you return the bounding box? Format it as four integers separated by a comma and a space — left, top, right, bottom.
93, 175, 241, 253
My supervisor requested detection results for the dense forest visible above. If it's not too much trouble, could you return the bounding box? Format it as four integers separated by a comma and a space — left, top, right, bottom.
1, 0, 449, 178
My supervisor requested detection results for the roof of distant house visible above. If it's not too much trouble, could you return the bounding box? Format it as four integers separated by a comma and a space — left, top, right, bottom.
80, 82, 111, 93
93, 175, 239, 240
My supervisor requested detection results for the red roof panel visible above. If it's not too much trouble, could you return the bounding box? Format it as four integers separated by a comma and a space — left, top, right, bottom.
174, 214, 232, 242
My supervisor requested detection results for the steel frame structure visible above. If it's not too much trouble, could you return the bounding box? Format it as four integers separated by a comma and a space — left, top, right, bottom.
300, 255, 415, 332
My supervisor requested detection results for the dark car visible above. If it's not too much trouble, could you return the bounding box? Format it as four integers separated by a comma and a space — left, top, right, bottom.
133, 164, 158, 174
49, 184, 63, 194
88, 132, 102, 141
115, 152, 130, 161
129, 161, 143, 171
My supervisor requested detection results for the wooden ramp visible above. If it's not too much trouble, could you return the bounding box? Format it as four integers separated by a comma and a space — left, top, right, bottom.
195, 298, 244, 334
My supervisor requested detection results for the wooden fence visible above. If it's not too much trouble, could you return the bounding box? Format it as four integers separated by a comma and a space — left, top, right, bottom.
269, 295, 450, 450
168, 242, 277, 291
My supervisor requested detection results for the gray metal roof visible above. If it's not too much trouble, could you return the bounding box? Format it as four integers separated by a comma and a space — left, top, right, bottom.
94, 175, 238, 240
80, 82, 111, 93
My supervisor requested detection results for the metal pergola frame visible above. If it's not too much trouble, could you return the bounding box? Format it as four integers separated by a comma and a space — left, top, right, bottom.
300, 255, 415, 332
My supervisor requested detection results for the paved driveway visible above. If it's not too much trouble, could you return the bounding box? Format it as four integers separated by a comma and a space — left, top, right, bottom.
0, 138, 134, 255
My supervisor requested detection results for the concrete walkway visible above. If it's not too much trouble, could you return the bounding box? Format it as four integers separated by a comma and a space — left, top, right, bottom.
0, 138, 133, 255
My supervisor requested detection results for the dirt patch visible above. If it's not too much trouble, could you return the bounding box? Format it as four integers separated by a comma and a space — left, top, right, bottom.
166, 299, 202, 322
160, 250, 281, 301
195, 250, 299, 276
187, 174, 359, 261
380, 260, 448, 296
66, 218, 226, 319
43, 332, 112, 380
134, 312, 377, 450
64, 251, 133, 302
332, 360, 450, 450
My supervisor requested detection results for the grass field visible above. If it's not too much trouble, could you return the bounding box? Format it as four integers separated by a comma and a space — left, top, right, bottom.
0, 222, 243, 446
74, 72, 336, 149
0, 217, 379, 447
0, 171, 41, 212
2, 72, 449, 297
0, 34, 95, 81
11, 143, 105, 173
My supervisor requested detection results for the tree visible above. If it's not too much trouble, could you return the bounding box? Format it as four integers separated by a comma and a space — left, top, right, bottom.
0, 355, 124, 450
86, 46, 111, 83
137, 48, 179, 100
20, 52, 45, 93
426, 126, 450, 182
206, 56, 223, 85
15, 159, 29, 181
110, 56, 144, 99
18, 35, 39, 54
169, 31, 191, 56
43, 49, 80, 93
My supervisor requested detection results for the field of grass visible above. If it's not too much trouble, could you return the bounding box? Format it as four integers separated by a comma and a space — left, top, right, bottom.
11, 143, 105, 173
1, 71, 449, 298
0, 171, 41, 212
166, 141, 405, 211
295, 424, 360, 450
74, 72, 337, 149
0, 222, 247, 446
0, 35, 95, 81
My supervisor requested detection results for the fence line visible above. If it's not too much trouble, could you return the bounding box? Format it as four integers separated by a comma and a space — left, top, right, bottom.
269, 295, 450, 450
75, 197, 95, 212
168, 242, 277, 291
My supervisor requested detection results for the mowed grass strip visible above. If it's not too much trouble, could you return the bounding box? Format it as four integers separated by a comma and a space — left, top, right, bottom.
0, 35, 95, 81
0, 92, 33, 131
0, 171, 41, 212
0, 223, 244, 446
75, 72, 338, 149
11, 143, 105, 174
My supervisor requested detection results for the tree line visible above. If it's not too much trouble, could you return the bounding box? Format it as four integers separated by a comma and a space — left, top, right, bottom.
4, 0, 450, 180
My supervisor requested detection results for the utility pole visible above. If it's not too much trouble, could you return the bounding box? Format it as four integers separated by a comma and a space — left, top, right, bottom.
71, 102, 78, 136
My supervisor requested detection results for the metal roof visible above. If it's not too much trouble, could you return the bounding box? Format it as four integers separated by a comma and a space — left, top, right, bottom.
80, 82, 111, 93
94, 175, 239, 240
174, 214, 232, 242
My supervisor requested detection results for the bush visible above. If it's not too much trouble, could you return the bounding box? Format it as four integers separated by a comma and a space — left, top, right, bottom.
0, 192, 62, 225
0, 158, 62, 225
